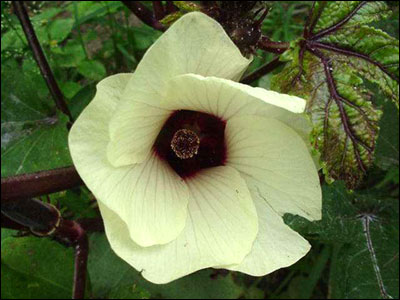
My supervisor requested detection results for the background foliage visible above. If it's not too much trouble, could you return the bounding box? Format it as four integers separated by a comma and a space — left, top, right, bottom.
1, 1, 399, 299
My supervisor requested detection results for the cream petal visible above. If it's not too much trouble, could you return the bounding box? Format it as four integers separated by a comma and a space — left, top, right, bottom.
107, 103, 171, 167
69, 74, 189, 247
161, 74, 310, 138
108, 12, 251, 165
98, 166, 258, 284
220, 192, 311, 276
225, 115, 322, 221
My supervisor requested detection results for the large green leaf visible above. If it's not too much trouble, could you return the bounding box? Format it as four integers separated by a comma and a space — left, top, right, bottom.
1, 235, 75, 299
88, 233, 243, 299
285, 182, 399, 299
272, 1, 399, 188
1, 60, 72, 177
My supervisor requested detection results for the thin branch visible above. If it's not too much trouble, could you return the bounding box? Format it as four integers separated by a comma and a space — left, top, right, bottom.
2, 166, 83, 203
165, 1, 179, 13
258, 36, 290, 54
12, 1, 73, 122
240, 56, 284, 84
122, 1, 165, 31
77, 218, 104, 233
152, 1, 165, 20
2, 196, 99, 299
305, 1, 326, 39
56, 219, 88, 299
310, 1, 367, 40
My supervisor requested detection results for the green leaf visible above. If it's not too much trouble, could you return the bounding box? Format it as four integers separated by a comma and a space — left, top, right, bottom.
88, 233, 242, 299
285, 182, 358, 243
67, 84, 96, 120
48, 18, 75, 42
272, 1, 399, 188
31, 7, 63, 23
285, 182, 399, 299
60, 81, 82, 99
50, 40, 86, 68
312, 1, 391, 32
130, 26, 162, 52
1, 236, 75, 299
1, 60, 72, 177
77, 60, 107, 81
1, 25, 26, 51
375, 101, 399, 170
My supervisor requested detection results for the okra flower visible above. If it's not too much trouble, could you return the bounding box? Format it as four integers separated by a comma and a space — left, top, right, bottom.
69, 12, 321, 284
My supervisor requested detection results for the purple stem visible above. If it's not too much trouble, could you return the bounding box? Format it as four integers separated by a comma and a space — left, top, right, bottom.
258, 36, 290, 54
240, 56, 284, 84
310, 1, 367, 40
152, 1, 165, 20
12, 1, 73, 122
56, 219, 88, 299
2, 167, 83, 203
305, 1, 326, 38
122, 1, 165, 31
306, 45, 371, 172
165, 1, 179, 13
311, 41, 399, 82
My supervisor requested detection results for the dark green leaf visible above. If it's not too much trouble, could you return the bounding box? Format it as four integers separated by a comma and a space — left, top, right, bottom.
285, 182, 399, 299
1, 60, 72, 177
375, 101, 399, 170
1, 236, 75, 299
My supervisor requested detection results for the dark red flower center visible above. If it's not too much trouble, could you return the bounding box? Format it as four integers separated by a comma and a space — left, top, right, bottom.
153, 110, 226, 179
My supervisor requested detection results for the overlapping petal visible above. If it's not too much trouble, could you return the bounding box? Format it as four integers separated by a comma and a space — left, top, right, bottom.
69, 74, 189, 247
107, 12, 251, 166
220, 192, 311, 275
98, 166, 258, 284
225, 115, 322, 220
160, 74, 312, 141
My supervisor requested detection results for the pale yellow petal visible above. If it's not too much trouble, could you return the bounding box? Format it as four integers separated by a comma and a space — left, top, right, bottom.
108, 12, 251, 165
220, 192, 311, 275
225, 115, 322, 220
98, 166, 258, 284
69, 74, 189, 247
107, 103, 171, 167
161, 74, 309, 138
